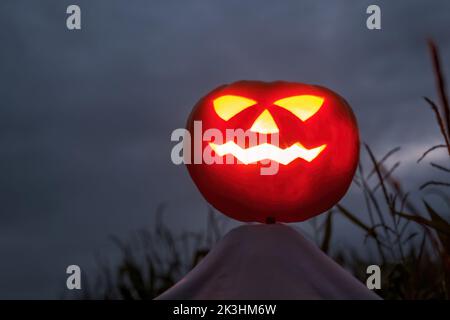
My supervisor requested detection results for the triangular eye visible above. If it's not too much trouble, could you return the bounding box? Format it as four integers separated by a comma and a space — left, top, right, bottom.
213, 95, 256, 121
274, 95, 324, 121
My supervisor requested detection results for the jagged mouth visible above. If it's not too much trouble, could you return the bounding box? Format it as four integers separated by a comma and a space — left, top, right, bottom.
209, 141, 327, 165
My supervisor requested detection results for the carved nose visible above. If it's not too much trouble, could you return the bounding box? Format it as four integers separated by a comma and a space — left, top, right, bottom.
250, 109, 279, 134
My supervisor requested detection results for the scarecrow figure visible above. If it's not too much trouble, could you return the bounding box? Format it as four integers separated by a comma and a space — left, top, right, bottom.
158, 81, 380, 300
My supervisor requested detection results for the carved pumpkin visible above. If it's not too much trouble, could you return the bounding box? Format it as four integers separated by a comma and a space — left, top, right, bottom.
186, 81, 359, 223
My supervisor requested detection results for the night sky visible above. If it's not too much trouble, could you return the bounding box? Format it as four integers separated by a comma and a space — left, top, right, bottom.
1, 0, 449, 298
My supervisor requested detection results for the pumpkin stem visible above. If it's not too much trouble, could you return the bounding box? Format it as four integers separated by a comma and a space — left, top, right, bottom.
265, 216, 276, 224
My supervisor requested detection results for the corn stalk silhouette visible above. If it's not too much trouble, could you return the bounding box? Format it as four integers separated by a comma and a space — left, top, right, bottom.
318, 40, 450, 299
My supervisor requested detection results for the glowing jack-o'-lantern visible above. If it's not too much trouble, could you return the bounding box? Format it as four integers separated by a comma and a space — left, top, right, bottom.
186, 81, 359, 223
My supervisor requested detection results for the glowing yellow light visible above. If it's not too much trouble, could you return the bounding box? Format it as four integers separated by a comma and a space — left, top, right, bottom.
274, 95, 324, 121
210, 141, 326, 165
213, 95, 257, 121
250, 109, 279, 134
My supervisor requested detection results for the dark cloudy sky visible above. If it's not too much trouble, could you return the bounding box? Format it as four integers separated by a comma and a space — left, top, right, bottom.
0, 1, 449, 298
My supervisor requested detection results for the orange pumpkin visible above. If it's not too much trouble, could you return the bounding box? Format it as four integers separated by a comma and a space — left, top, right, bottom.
186, 81, 359, 223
